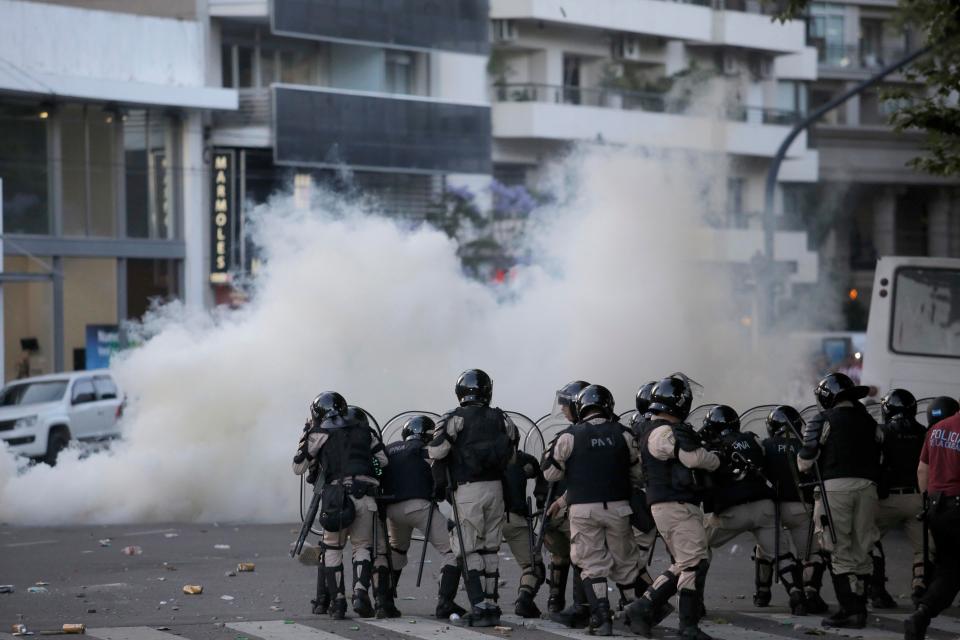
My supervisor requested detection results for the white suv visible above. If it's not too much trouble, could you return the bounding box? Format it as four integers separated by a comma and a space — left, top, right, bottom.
0, 370, 124, 465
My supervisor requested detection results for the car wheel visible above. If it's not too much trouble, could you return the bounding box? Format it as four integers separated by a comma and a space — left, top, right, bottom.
44, 427, 70, 466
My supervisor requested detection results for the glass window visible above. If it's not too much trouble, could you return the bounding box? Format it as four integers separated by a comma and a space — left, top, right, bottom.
259, 48, 277, 87
71, 378, 96, 403
385, 51, 413, 94
280, 46, 319, 84
221, 43, 235, 88
89, 112, 116, 237
0, 381, 67, 406
127, 259, 180, 320
124, 111, 174, 239
0, 103, 49, 234
810, 4, 847, 67
238, 46, 254, 88
93, 376, 118, 399
61, 104, 88, 236
891, 267, 960, 358
59, 105, 117, 237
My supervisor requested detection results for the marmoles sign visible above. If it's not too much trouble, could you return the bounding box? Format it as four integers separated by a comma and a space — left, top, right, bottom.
210, 151, 235, 284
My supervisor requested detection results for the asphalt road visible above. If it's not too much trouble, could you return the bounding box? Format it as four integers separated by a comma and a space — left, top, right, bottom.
0, 523, 952, 640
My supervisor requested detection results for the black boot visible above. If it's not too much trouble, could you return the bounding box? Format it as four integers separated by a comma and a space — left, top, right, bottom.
804, 559, 829, 614
753, 551, 773, 607
455, 569, 501, 628
625, 572, 678, 638
312, 563, 330, 615
351, 560, 374, 618
324, 565, 347, 620
374, 566, 402, 619
868, 544, 897, 609
778, 559, 807, 616
436, 564, 468, 619
515, 588, 542, 618
392, 569, 402, 600
550, 566, 590, 628
905, 604, 931, 640
822, 573, 866, 629
678, 589, 712, 640
583, 578, 613, 637
547, 562, 570, 614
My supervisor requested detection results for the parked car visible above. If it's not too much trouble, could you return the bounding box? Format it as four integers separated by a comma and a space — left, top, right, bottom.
0, 370, 124, 465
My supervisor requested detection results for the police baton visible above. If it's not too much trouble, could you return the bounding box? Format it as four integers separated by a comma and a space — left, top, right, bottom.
919, 491, 931, 586
533, 481, 556, 557
416, 501, 436, 588
525, 497, 537, 570
773, 493, 781, 584
445, 467, 471, 596
785, 417, 838, 545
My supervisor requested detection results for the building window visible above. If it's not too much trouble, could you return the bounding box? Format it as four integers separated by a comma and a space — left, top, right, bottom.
0, 103, 49, 234
776, 81, 807, 116
895, 190, 929, 256
221, 43, 235, 88
259, 46, 278, 87
127, 258, 180, 320
237, 45, 255, 88
124, 110, 174, 240
385, 51, 414, 95
810, 3, 847, 67
61, 104, 117, 238
562, 55, 582, 105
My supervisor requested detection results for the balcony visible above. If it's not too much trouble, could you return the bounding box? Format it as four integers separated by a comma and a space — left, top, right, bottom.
813, 42, 914, 76
492, 83, 806, 159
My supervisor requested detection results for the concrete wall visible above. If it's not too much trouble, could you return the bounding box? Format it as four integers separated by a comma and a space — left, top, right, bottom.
432, 52, 489, 104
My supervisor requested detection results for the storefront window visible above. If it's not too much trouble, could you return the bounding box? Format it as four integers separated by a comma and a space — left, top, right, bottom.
127, 258, 180, 320
61, 105, 87, 236
62, 258, 118, 371
0, 103, 49, 234
3, 255, 54, 379
61, 104, 118, 237
124, 110, 174, 239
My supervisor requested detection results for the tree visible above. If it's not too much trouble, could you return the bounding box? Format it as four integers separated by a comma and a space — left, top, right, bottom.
773, 0, 960, 177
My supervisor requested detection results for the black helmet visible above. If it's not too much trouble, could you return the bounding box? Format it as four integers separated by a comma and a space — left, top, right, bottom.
455, 369, 493, 406
927, 396, 960, 427
556, 380, 590, 422
815, 372, 869, 410
575, 384, 615, 420
401, 415, 436, 442
649, 376, 694, 420
311, 391, 348, 422
700, 405, 740, 443
635, 381, 657, 415
766, 405, 802, 439
345, 406, 370, 428
880, 389, 917, 422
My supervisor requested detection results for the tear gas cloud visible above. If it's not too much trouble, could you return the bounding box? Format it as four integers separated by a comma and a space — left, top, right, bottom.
0, 148, 808, 525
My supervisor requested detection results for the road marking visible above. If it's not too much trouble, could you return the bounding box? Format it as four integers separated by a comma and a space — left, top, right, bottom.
4, 539, 58, 547
879, 612, 960, 636
228, 621, 345, 640
121, 528, 179, 537
365, 616, 507, 640
740, 612, 907, 640
502, 614, 636, 639
87, 628, 180, 640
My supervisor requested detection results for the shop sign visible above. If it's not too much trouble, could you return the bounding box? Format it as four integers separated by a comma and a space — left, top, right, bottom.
85, 325, 120, 370
210, 151, 235, 284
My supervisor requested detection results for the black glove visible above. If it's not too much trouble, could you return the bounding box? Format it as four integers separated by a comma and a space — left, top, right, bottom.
799, 416, 824, 460
293, 433, 310, 465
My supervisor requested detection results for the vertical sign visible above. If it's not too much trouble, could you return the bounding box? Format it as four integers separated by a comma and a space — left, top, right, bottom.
210, 150, 235, 284
85, 325, 120, 370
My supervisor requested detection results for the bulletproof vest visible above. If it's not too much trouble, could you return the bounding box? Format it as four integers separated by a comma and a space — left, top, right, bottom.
639, 420, 702, 506
320, 422, 375, 484
710, 431, 773, 513
380, 439, 433, 505
503, 451, 538, 516
880, 417, 926, 492
762, 435, 808, 503
450, 406, 512, 484
566, 419, 632, 505
818, 405, 881, 482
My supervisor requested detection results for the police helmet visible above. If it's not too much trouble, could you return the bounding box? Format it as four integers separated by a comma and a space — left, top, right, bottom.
766, 405, 802, 439
345, 406, 370, 428
311, 391, 348, 422
927, 396, 960, 427
401, 415, 436, 443
815, 372, 869, 410
556, 380, 590, 421
455, 369, 493, 406
880, 388, 917, 422
575, 384, 615, 421
648, 376, 694, 420
635, 381, 657, 415
700, 404, 740, 444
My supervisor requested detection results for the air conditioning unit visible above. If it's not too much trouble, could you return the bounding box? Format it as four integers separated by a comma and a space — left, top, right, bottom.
611, 34, 643, 62
491, 19, 518, 43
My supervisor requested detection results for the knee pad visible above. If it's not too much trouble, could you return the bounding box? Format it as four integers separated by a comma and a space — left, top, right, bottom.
693, 560, 709, 593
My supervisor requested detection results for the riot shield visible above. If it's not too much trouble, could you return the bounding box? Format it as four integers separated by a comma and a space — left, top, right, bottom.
381, 410, 442, 444
799, 404, 820, 423
687, 403, 719, 428
619, 409, 638, 428
739, 404, 780, 437
510, 411, 544, 460
917, 397, 935, 427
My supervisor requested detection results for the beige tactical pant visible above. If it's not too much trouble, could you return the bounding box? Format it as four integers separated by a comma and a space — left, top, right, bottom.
385, 498, 456, 570
706, 499, 782, 556
503, 512, 543, 592
570, 500, 641, 596
543, 511, 571, 564
322, 494, 388, 569
816, 481, 879, 576
652, 501, 709, 590
451, 480, 504, 587
877, 492, 931, 587
633, 526, 658, 564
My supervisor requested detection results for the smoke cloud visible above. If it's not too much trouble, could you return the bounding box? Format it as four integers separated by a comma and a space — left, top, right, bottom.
0, 148, 804, 525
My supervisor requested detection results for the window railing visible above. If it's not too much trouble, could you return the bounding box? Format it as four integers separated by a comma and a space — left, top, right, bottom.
812, 42, 909, 70
493, 83, 800, 125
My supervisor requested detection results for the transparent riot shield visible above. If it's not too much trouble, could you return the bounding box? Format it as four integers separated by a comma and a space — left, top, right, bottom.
619, 409, 638, 428
687, 403, 719, 428
739, 404, 780, 437
799, 404, 820, 424
381, 410, 442, 444
511, 411, 544, 460
917, 397, 935, 427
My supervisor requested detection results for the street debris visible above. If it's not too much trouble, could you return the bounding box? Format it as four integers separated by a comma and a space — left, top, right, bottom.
163, 563, 177, 571
164, 533, 178, 539
35, 582, 49, 586
225, 571, 237, 578
214, 544, 231, 550
269, 606, 283, 612
183, 585, 203, 595
221, 595, 235, 601
237, 563, 255, 572
494, 626, 511, 635
11, 624, 27, 635
121, 546, 143, 556
62, 624, 86, 634
98, 539, 112, 547
27, 586, 49, 594
0, 585, 13, 594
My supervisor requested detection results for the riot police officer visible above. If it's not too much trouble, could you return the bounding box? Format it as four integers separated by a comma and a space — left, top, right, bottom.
927, 396, 959, 428
699, 406, 798, 613
626, 375, 720, 640
542, 384, 645, 636
379, 415, 467, 619
501, 449, 547, 617
869, 389, 929, 608
755, 405, 829, 615
798, 373, 882, 629
428, 369, 519, 627
293, 392, 391, 620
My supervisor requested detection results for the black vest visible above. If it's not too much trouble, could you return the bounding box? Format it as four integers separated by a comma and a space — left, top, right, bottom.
503, 451, 539, 516
566, 420, 632, 504
818, 405, 881, 482
880, 417, 926, 492
762, 435, 808, 503
380, 439, 433, 505
710, 431, 773, 513
450, 406, 512, 484
320, 423, 375, 484
639, 420, 703, 505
